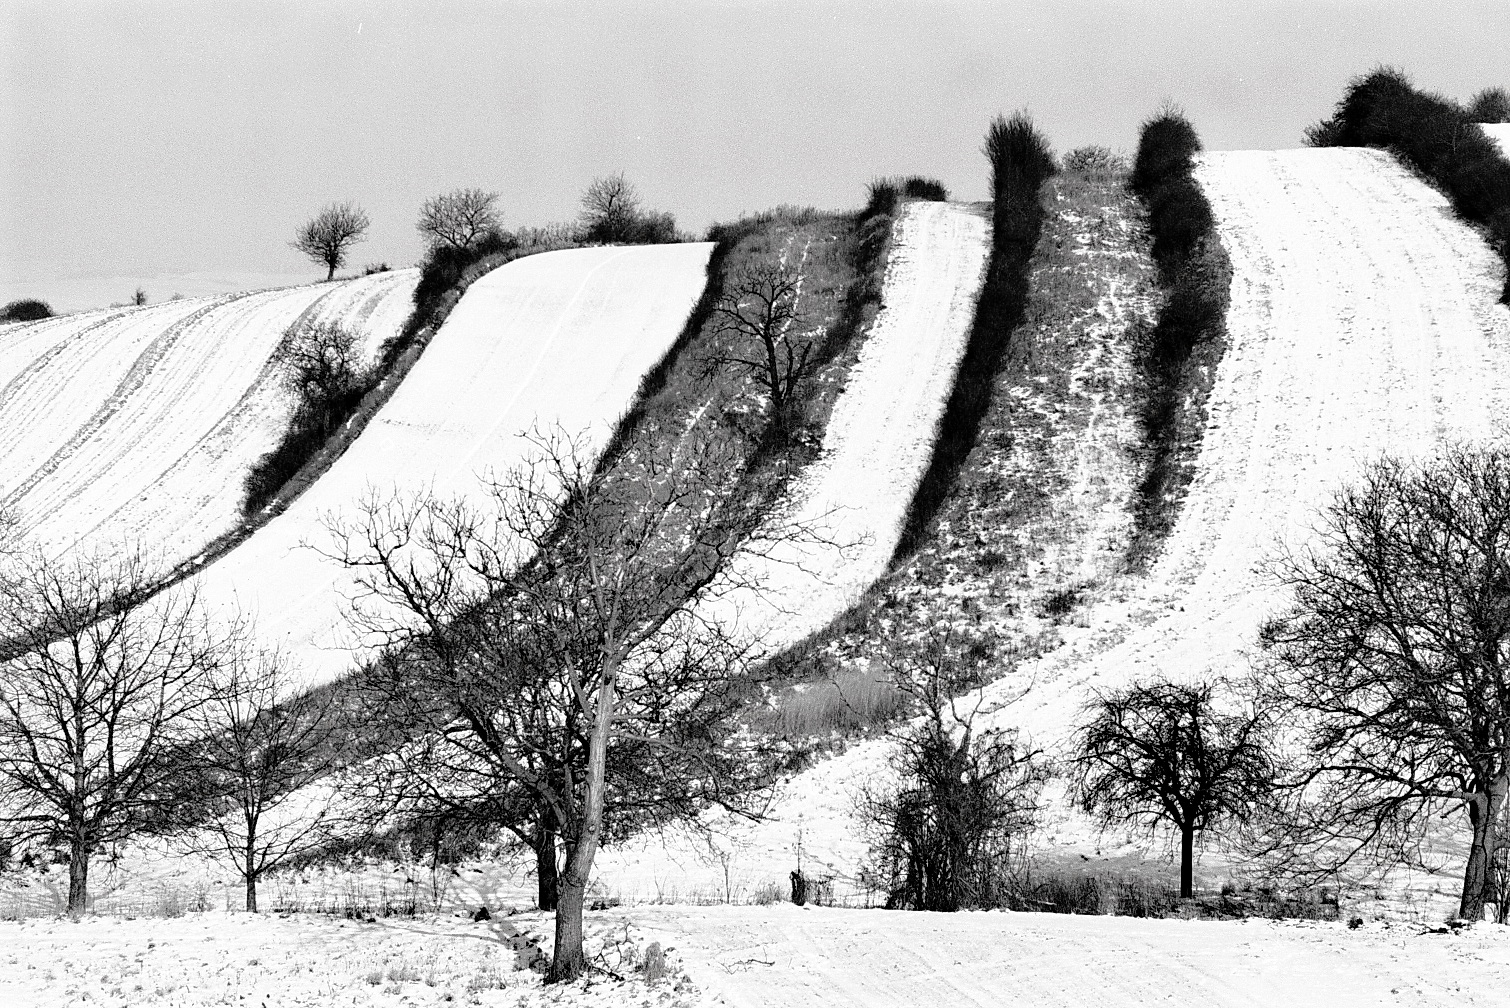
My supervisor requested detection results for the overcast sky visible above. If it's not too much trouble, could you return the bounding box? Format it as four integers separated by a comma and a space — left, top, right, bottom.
4, 1, 1507, 311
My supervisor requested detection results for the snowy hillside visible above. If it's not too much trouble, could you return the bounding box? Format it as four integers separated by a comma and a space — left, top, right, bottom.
1484, 122, 1510, 156
710, 200, 989, 649
186, 244, 713, 686
601, 147, 1510, 899
0, 271, 417, 565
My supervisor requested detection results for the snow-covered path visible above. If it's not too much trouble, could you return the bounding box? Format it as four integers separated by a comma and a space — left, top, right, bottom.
628, 904, 1510, 1008
187, 244, 712, 686
0, 271, 417, 563
715, 200, 989, 648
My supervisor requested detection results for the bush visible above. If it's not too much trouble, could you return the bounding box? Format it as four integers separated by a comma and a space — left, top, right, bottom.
895, 112, 1053, 556
1124, 108, 1232, 565
1, 299, 53, 322
1308, 67, 1510, 301
1469, 86, 1510, 123
1063, 145, 1129, 177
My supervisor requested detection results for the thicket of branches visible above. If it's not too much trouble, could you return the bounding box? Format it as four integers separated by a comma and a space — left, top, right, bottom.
1, 299, 53, 322
578, 172, 679, 245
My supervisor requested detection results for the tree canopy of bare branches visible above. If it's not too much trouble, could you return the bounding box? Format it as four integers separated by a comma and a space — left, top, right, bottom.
578, 172, 642, 244
704, 263, 817, 437
416, 188, 503, 251
318, 427, 811, 980
1072, 678, 1273, 898
0, 553, 233, 917
291, 202, 371, 281
1258, 444, 1510, 920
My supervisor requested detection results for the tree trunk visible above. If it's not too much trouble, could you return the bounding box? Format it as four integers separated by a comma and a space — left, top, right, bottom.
1459, 792, 1499, 920
1179, 823, 1195, 899
245, 846, 259, 913
547, 665, 616, 984
325, 261, 336, 281
67, 834, 90, 919
535, 820, 559, 912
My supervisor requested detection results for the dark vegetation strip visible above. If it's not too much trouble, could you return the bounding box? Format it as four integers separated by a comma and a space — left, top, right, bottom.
1306, 67, 1510, 303
893, 112, 1056, 559
1122, 109, 1232, 570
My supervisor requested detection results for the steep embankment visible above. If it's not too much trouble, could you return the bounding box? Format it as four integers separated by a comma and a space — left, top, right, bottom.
186, 244, 713, 687
601, 148, 1510, 902
707, 200, 989, 649
0, 272, 417, 563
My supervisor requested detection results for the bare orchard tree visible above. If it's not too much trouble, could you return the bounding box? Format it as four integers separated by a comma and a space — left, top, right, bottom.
1257, 444, 1510, 921
858, 637, 1045, 912
578, 172, 642, 243
291, 202, 371, 281
417, 188, 503, 251
0, 552, 233, 918
1072, 678, 1274, 898
703, 263, 818, 437
176, 651, 353, 912
318, 427, 814, 982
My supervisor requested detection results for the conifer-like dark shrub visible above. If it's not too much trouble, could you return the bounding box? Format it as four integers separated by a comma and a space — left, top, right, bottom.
1, 299, 53, 322
901, 177, 949, 201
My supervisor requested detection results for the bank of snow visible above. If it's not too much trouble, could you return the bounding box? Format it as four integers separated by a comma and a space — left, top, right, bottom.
1484, 122, 1510, 157
0, 272, 417, 565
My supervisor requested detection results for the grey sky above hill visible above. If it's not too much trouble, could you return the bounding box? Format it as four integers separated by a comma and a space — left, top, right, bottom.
3, 0, 1507, 312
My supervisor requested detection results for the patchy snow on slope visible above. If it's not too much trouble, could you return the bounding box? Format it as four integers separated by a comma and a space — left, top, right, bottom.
626, 904, 1510, 1008
710, 201, 988, 649
0, 274, 416, 566
186, 244, 713, 688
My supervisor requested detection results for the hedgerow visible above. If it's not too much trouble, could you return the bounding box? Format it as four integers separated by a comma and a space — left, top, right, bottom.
1123, 108, 1231, 568
2, 299, 53, 322
1307, 67, 1510, 302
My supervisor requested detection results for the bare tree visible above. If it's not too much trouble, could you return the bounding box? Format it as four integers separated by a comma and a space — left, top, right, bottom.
1258, 444, 1510, 920
0, 552, 232, 918
291, 202, 371, 281
132, 287, 147, 306
280, 322, 364, 407
319, 427, 815, 981
417, 188, 503, 251
578, 172, 642, 244
858, 638, 1043, 912
176, 651, 352, 912
1072, 678, 1273, 898
703, 263, 817, 436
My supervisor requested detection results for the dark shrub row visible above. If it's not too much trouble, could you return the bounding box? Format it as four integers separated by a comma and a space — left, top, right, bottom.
1307, 68, 1510, 302
895, 113, 1055, 557
1125, 109, 1231, 567
2, 299, 53, 322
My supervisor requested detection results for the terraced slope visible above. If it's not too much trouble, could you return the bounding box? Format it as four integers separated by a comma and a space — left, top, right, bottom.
0, 271, 418, 563
601, 148, 1510, 903
187, 244, 714, 686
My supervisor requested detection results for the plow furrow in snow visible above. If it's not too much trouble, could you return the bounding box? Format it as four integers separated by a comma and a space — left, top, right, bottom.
710, 200, 989, 649
184, 244, 713, 687
0, 271, 419, 564
601, 147, 1510, 902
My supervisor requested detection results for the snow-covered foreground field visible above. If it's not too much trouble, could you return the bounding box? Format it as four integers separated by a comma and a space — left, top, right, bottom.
603, 147, 1510, 901
0, 270, 417, 564
187, 244, 712, 686
713, 200, 989, 649
629, 904, 1510, 1008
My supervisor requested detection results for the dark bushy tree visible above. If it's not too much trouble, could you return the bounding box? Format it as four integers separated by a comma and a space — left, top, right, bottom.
1073, 678, 1273, 898
1258, 444, 1510, 921
1468, 87, 1510, 124
1, 299, 53, 322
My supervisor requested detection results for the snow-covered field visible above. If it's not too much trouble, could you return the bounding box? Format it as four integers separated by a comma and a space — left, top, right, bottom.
1484, 122, 1510, 156
712, 200, 988, 648
0, 270, 417, 564
601, 147, 1510, 904
185, 244, 712, 686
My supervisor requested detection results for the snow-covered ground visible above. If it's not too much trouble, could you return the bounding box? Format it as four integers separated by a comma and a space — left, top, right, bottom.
1483, 122, 1510, 156
0, 271, 417, 564
711, 200, 988, 648
627, 904, 1510, 1008
601, 148, 1510, 904
185, 244, 712, 687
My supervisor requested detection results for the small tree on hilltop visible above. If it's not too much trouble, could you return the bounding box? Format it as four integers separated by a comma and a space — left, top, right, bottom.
1257, 444, 1510, 921
1072, 678, 1274, 898
132, 288, 147, 306
417, 188, 503, 252
579, 172, 642, 244
292, 202, 371, 281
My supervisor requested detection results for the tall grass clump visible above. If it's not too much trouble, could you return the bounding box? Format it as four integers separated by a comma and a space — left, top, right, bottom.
1123, 107, 1231, 568
1307, 67, 1510, 302
896, 112, 1055, 556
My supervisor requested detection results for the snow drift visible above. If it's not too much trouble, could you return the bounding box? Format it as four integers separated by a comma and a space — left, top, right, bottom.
185, 244, 713, 686
0, 270, 418, 565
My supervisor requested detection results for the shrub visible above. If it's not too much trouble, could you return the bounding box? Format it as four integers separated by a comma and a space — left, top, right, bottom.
363, 263, 391, 275
1, 299, 53, 322
1063, 145, 1129, 177
862, 177, 901, 221
1308, 67, 1510, 301
895, 112, 1053, 556
1469, 86, 1510, 123
902, 176, 949, 201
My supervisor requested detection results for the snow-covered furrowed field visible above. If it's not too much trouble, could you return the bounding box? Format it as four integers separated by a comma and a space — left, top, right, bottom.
186, 243, 712, 686
0, 270, 418, 565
